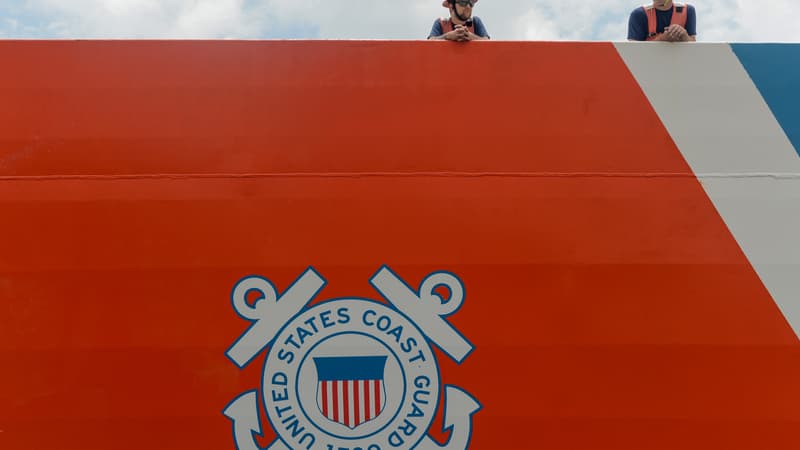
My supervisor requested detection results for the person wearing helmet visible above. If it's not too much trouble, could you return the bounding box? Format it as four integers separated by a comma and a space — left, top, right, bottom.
628, 0, 696, 41
428, 0, 490, 41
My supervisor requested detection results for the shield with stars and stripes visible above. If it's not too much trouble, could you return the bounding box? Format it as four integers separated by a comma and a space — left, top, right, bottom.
313, 356, 388, 429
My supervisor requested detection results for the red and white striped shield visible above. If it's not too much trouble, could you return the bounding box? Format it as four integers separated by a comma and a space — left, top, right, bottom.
314, 356, 388, 429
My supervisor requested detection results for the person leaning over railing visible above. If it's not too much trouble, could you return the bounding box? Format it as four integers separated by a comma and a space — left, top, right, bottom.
428, 0, 490, 41
628, 0, 697, 42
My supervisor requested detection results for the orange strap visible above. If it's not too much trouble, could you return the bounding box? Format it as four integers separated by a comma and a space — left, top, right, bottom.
439, 18, 476, 35
644, 6, 657, 37
671, 4, 688, 28
643, 3, 688, 40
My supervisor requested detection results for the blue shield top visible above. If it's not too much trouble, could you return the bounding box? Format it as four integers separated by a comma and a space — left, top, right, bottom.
313, 356, 388, 381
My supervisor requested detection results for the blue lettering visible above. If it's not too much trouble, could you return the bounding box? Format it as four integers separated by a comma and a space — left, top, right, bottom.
278, 348, 295, 364
320, 310, 335, 328
400, 337, 417, 353
337, 307, 351, 324
363, 309, 377, 326
387, 325, 403, 343
297, 325, 313, 345
376, 316, 391, 331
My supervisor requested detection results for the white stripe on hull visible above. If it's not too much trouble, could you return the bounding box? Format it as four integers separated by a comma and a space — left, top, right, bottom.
616, 42, 800, 339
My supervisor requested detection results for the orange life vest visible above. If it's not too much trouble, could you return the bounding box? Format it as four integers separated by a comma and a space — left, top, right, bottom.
643, 3, 688, 41
439, 18, 476, 35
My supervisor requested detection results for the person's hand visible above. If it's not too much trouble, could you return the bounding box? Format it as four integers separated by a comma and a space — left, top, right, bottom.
664, 24, 689, 42
442, 29, 461, 41
663, 25, 676, 41
447, 24, 470, 41
462, 30, 481, 41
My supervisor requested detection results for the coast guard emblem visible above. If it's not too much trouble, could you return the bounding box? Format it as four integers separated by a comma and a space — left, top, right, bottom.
223, 266, 481, 450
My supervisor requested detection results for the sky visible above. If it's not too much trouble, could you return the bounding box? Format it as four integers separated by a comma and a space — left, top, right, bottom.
0, 0, 798, 42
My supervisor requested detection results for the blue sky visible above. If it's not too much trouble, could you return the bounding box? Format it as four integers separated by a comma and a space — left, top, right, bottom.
0, 1, 798, 42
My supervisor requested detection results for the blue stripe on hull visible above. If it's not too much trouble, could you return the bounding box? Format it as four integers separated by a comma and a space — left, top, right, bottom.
732, 44, 800, 158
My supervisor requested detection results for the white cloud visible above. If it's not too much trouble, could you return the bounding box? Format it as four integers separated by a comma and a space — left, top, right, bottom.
2, 0, 799, 41
17, 0, 268, 38
736, 0, 800, 42
477, 0, 800, 42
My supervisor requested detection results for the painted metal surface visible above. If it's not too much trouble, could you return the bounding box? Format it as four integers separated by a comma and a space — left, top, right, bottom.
1, 41, 799, 450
